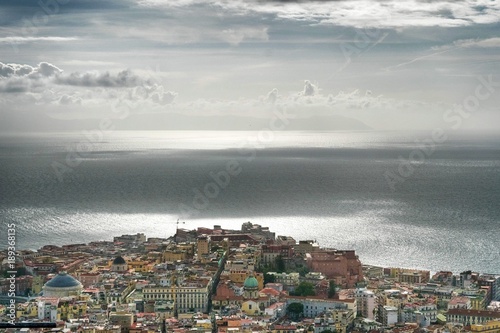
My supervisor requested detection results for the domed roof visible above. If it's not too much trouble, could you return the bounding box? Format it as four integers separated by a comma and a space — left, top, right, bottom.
112, 256, 126, 265
244, 275, 259, 289
45, 272, 81, 288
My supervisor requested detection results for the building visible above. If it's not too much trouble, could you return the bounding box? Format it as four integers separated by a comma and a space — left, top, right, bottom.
478, 275, 500, 302
111, 256, 128, 272
267, 272, 300, 291
306, 250, 363, 287
113, 233, 146, 244
197, 235, 210, 259
240, 275, 271, 316
470, 320, 500, 333
285, 295, 357, 318
227, 270, 264, 290
446, 309, 500, 326
142, 278, 211, 314
109, 312, 134, 332
76, 272, 101, 288
294, 240, 319, 257
380, 306, 398, 326
261, 244, 294, 267
42, 272, 83, 297
385, 268, 430, 284
448, 296, 472, 310
355, 288, 376, 320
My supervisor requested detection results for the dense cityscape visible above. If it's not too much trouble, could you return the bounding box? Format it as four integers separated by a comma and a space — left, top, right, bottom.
1, 222, 499, 333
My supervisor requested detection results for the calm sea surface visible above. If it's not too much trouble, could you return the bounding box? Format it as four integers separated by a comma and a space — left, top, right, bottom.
1, 131, 499, 273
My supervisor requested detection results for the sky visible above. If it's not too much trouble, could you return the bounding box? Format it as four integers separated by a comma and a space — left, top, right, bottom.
1, 0, 500, 131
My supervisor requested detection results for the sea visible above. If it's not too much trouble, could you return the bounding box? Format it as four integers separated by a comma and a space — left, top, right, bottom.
1, 130, 499, 274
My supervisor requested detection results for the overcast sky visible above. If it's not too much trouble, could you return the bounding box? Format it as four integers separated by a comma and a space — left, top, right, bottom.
1, 0, 499, 131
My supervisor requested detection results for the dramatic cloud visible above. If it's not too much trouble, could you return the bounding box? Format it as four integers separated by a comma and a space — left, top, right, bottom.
0, 62, 62, 78
0, 61, 178, 109
0, 62, 63, 93
38, 62, 63, 77
54, 69, 145, 87
138, 0, 500, 28
0, 0, 499, 131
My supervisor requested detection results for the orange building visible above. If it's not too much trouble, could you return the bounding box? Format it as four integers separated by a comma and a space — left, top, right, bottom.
306, 250, 363, 287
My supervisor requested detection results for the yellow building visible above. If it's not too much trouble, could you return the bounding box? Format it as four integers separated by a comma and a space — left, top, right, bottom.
16, 301, 38, 319
240, 276, 270, 316
58, 299, 88, 320
163, 250, 187, 262
177, 243, 195, 256
197, 236, 210, 260
128, 259, 153, 273
385, 296, 402, 309
194, 319, 212, 330
241, 300, 262, 316
471, 320, 500, 333
228, 271, 264, 290
32, 275, 44, 294
470, 290, 489, 310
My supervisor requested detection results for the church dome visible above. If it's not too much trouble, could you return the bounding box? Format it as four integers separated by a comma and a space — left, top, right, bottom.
45, 272, 81, 288
112, 256, 126, 265
43, 272, 83, 297
244, 275, 259, 289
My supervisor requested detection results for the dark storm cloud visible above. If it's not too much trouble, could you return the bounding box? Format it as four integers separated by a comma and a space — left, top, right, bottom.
0, 0, 135, 21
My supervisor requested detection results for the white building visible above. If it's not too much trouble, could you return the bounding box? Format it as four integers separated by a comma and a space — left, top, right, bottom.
143, 279, 211, 314
355, 288, 376, 320
381, 306, 398, 326
286, 296, 357, 318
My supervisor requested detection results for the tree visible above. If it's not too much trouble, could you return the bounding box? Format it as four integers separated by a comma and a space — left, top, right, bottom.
264, 273, 276, 284
275, 255, 286, 273
287, 302, 304, 320
292, 282, 316, 297
297, 265, 310, 277
328, 280, 337, 298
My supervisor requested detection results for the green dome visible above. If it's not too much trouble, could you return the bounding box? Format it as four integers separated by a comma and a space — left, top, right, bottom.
244, 275, 259, 289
